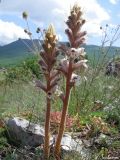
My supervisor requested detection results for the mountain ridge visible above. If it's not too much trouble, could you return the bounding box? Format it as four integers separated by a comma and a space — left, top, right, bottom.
0, 39, 120, 67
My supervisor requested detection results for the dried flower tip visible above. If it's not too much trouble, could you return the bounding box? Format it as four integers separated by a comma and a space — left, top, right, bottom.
48, 24, 55, 35
28, 32, 32, 36
44, 24, 57, 47
46, 24, 56, 39
82, 19, 86, 25
24, 29, 28, 33
72, 3, 81, 15
22, 11, 28, 19
36, 27, 41, 33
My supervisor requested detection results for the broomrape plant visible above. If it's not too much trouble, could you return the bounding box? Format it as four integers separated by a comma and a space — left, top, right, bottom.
23, 3, 88, 160
54, 4, 87, 158
35, 25, 60, 159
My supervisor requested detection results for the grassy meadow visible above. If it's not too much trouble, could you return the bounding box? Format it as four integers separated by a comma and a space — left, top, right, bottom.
0, 43, 120, 160
0, 43, 120, 159
0, 57, 120, 120
0, 1, 120, 159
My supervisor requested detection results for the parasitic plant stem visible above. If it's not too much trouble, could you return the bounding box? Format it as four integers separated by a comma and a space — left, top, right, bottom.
36, 24, 59, 159
54, 4, 87, 158
44, 75, 51, 159
54, 61, 72, 157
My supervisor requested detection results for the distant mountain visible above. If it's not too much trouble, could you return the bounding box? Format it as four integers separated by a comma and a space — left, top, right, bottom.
0, 39, 38, 67
0, 39, 33, 58
0, 39, 120, 67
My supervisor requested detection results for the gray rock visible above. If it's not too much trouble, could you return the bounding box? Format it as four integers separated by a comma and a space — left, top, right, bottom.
6, 118, 91, 159
59, 134, 91, 159
6, 117, 45, 147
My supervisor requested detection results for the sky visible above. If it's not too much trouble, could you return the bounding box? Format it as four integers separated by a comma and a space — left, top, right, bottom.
0, 0, 120, 46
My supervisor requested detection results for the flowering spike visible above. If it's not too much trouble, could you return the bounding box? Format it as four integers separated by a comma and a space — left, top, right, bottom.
54, 4, 88, 158
37, 23, 60, 159
65, 4, 86, 48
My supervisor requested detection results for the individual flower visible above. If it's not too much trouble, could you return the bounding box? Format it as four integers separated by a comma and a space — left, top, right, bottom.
58, 58, 69, 76
70, 73, 81, 86
72, 59, 88, 71
68, 47, 86, 60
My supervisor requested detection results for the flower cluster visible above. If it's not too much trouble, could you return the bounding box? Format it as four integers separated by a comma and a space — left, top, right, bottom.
58, 4, 88, 87
36, 24, 60, 98
65, 4, 87, 48
22, 4, 88, 159
54, 4, 88, 157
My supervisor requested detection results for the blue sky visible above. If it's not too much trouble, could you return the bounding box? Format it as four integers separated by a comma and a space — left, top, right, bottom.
0, 0, 120, 46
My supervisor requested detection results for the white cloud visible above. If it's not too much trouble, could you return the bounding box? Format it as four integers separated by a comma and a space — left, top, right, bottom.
109, 0, 119, 4
0, 0, 110, 44
118, 13, 120, 17
0, 19, 29, 45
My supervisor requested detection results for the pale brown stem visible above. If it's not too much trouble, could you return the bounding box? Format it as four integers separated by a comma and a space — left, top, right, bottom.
54, 61, 72, 158
44, 75, 51, 159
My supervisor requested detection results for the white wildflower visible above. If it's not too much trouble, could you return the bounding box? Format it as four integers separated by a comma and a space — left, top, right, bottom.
73, 59, 88, 70
69, 47, 86, 59
70, 73, 81, 86
60, 57, 68, 65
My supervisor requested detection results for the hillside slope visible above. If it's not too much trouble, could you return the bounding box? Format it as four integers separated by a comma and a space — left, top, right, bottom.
0, 39, 120, 67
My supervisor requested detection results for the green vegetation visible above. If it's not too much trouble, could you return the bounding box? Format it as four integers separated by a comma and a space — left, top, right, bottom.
0, 3, 120, 160
0, 49, 120, 159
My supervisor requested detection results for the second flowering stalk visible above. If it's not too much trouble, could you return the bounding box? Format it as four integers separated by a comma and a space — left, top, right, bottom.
36, 24, 59, 159
54, 4, 88, 158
